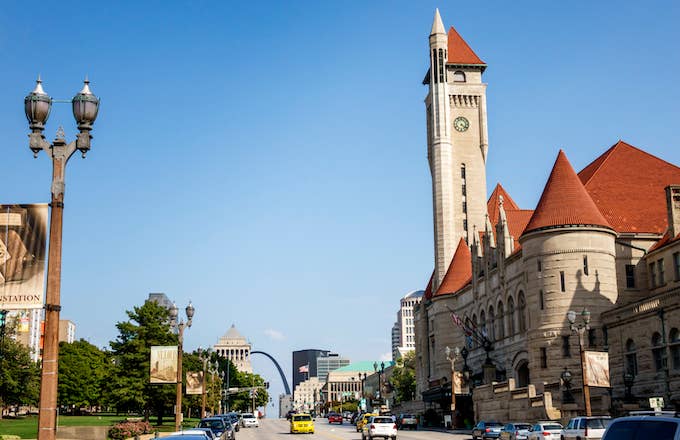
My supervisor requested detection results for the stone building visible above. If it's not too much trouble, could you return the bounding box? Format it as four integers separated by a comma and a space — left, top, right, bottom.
213, 324, 252, 373
414, 10, 680, 424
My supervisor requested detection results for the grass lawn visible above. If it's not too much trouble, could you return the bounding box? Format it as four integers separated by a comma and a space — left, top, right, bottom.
0, 415, 201, 438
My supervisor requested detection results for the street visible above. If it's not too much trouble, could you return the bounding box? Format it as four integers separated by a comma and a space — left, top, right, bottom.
232, 418, 470, 440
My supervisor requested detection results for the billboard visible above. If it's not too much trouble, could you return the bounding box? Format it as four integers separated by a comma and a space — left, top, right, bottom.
150, 346, 178, 384
584, 351, 610, 387
186, 371, 203, 395
0, 204, 48, 310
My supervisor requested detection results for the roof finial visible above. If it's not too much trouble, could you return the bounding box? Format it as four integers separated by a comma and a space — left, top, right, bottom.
430, 8, 446, 35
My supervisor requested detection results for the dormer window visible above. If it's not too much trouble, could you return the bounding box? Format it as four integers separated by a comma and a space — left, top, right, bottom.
453, 70, 466, 82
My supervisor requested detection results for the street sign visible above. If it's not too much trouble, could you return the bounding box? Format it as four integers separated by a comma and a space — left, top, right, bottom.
649, 397, 664, 409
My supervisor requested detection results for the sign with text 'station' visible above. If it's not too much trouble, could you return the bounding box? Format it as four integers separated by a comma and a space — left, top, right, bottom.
150, 346, 178, 384
0, 204, 48, 310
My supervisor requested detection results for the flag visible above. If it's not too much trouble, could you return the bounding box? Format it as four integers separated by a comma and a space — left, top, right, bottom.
298, 364, 309, 373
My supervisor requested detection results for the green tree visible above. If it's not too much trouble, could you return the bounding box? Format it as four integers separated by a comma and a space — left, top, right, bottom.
390, 351, 416, 403
58, 339, 111, 413
108, 300, 176, 423
0, 322, 40, 418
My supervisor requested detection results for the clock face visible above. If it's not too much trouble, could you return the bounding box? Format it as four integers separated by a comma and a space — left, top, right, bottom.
454, 116, 470, 132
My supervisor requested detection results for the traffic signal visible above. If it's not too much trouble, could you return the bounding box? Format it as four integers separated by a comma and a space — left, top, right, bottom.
0, 310, 7, 327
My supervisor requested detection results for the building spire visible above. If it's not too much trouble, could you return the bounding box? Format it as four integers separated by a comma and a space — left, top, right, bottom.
431, 8, 446, 35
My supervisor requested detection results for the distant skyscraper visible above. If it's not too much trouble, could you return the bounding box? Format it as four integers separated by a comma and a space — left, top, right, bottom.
316, 353, 350, 383
292, 349, 329, 391
392, 290, 424, 360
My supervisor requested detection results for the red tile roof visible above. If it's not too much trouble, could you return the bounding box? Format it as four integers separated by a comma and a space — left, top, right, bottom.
524, 150, 612, 234
648, 231, 680, 253
447, 26, 485, 65
424, 271, 434, 300
435, 238, 472, 296
488, 183, 520, 226
578, 140, 680, 234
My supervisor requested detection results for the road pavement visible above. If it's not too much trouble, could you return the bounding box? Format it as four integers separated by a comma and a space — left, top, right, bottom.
233, 418, 470, 440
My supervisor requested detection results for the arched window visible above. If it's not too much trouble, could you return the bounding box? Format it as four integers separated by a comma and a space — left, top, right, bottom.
472, 314, 478, 347
518, 291, 527, 332
480, 310, 487, 339
652, 332, 666, 371
496, 302, 505, 339
508, 297, 516, 335
488, 306, 495, 341
625, 339, 638, 376
670, 328, 680, 370
453, 70, 466, 82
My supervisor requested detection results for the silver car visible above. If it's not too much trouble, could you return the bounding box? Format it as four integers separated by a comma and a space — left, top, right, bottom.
500, 423, 533, 440
527, 422, 563, 440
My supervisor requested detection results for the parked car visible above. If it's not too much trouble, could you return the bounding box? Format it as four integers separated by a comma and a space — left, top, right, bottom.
562, 416, 611, 440
473, 421, 504, 440
343, 411, 353, 420
168, 430, 213, 440
240, 412, 259, 428
500, 423, 533, 440
328, 412, 343, 424
396, 414, 418, 430
196, 417, 229, 440
290, 413, 315, 434
361, 415, 398, 440
286, 410, 297, 420
527, 421, 563, 440
215, 414, 239, 433
164, 435, 212, 440
357, 413, 379, 432
602, 412, 680, 440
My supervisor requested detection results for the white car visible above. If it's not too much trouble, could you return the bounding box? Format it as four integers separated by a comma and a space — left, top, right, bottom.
240, 413, 259, 428
362, 415, 397, 440
562, 416, 611, 440
527, 422, 562, 440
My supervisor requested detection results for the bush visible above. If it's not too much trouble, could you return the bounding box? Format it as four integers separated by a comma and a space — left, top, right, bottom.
108, 420, 153, 440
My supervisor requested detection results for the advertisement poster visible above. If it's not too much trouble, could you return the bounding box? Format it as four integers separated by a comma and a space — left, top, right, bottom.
150, 346, 178, 384
186, 371, 203, 395
0, 204, 48, 310
584, 351, 610, 387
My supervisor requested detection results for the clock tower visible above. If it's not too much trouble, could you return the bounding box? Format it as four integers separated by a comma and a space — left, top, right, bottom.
426, 9, 489, 290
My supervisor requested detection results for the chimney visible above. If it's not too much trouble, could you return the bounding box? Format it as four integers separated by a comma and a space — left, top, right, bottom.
666, 185, 680, 237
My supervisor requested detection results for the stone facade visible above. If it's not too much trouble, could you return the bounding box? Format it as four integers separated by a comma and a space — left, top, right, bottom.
415, 10, 680, 424
213, 324, 252, 373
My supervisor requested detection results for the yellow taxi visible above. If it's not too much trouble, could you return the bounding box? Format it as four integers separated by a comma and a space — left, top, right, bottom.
355, 413, 378, 432
290, 413, 315, 434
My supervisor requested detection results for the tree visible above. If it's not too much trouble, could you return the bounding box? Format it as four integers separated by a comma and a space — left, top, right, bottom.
58, 339, 111, 413
0, 322, 40, 418
108, 300, 177, 423
390, 351, 416, 403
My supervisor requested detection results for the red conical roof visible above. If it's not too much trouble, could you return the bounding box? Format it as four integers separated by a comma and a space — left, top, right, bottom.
487, 183, 520, 225
435, 239, 472, 296
579, 140, 680, 234
447, 26, 485, 65
423, 271, 435, 300
523, 150, 612, 234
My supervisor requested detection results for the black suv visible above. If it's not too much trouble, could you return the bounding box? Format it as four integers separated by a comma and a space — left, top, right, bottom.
602, 412, 680, 440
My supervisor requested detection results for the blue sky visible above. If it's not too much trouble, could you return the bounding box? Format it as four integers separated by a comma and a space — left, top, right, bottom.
2, 1, 679, 407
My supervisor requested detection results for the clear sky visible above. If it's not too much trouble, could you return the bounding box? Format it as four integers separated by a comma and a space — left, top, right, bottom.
2, 0, 679, 410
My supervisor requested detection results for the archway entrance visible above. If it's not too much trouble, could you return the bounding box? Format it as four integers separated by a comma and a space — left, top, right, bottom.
516, 361, 530, 388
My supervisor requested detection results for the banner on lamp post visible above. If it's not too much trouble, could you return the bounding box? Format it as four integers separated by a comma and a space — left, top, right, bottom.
150, 346, 178, 383
186, 371, 203, 395
0, 204, 48, 310
584, 351, 610, 387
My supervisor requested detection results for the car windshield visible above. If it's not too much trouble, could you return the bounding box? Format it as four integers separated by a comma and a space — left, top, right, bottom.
373, 417, 393, 424
293, 415, 312, 421
198, 420, 224, 430
488, 422, 503, 427
603, 420, 678, 440
242, 414, 254, 419
586, 419, 612, 429
402, 415, 415, 418
516, 424, 532, 430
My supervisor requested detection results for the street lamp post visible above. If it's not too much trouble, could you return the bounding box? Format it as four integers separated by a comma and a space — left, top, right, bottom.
373, 361, 385, 410
170, 301, 195, 431
197, 347, 213, 418
25, 77, 99, 440
567, 309, 591, 416
445, 346, 460, 413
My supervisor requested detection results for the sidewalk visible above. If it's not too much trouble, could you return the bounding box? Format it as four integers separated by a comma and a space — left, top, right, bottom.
419, 426, 472, 436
